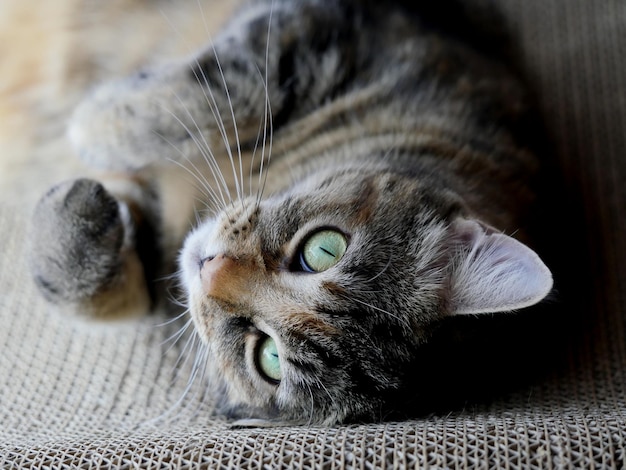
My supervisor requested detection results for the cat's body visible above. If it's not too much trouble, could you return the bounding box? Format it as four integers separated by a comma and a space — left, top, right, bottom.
29, 0, 553, 424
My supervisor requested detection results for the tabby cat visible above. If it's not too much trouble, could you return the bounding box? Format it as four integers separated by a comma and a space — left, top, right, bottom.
29, 0, 553, 425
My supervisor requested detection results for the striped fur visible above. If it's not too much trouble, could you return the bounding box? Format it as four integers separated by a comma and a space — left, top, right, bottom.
30, 0, 552, 424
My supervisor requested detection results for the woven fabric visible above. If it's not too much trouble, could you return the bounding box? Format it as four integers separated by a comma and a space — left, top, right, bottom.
1, 0, 625, 468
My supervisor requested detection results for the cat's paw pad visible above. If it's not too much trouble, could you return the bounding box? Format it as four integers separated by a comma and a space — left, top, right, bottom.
30, 178, 130, 304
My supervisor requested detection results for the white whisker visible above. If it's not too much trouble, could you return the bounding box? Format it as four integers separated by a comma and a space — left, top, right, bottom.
157, 4, 236, 204
165, 152, 224, 212
196, 0, 245, 209
312, 375, 337, 420
158, 4, 237, 206
304, 381, 315, 427
161, 318, 194, 358
153, 308, 190, 328
213, 50, 245, 206
254, 66, 274, 208
256, 4, 275, 208
187, 60, 237, 202
170, 325, 200, 380
364, 254, 394, 283
348, 297, 412, 332
248, 95, 268, 199
150, 333, 209, 424
151, 113, 229, 209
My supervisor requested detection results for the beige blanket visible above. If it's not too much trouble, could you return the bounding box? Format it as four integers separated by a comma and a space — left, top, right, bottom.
1, 0, 625, 467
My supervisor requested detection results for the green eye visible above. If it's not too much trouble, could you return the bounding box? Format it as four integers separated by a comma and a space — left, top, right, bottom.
257, 335, 281, 382
300, 229, 348, 273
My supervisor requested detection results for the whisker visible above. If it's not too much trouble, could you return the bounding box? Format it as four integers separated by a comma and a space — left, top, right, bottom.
196, 0, 245, 209
151, 119, 228, 210
364, 255, 394, 284
347, 296, 412, 332
166, 156, 223, 213
176, 340, 211, 419
312, 375, 337, 421
153, 308, 190, 328
190, 343, 212, 417
253, 66, 274, 209
161, 318, 194, 357
304, 381, 315, 427
160, 273, 194, 312
194, 206, 203, 226
170, 325, 201, 381
156, 6, 233, 207
187, 60, 236, 205
213, 50, 245, 207
151, 333, 208, 424
247, 73, 271, 200
255, 4, 275, 208
167, 295, 189, 311
157, 4, 235, 207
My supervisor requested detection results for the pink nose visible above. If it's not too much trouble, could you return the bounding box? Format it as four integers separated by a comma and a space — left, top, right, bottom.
200, 254, 246, 304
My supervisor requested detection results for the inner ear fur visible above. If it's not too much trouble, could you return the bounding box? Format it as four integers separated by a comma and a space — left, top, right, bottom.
447, 218, 553, 315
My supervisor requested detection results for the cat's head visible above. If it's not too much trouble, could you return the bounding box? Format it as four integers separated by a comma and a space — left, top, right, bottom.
180, 160, 552, 425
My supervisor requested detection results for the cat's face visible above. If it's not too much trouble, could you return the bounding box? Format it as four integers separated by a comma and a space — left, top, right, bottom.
181, 161, 469, 424
180, 156, 552, 424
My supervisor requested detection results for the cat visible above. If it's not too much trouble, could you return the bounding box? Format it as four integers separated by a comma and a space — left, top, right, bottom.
29, 0, 553, 425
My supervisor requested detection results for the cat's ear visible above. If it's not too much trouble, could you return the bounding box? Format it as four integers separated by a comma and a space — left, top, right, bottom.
447, 219, 553, 315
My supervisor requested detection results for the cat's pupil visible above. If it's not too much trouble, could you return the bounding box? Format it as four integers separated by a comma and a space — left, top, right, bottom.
300, 230, 348, 273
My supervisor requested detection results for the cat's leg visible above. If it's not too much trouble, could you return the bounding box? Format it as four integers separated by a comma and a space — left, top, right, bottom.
67, 0, 357, 172
29, 174, 164, 320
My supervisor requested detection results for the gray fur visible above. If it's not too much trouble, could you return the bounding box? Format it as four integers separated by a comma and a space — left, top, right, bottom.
30, 0, 553, 423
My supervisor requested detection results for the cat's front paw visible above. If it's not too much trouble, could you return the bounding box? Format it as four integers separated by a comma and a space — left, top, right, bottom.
30, 178, 126, 303
30, 178, 149, 319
